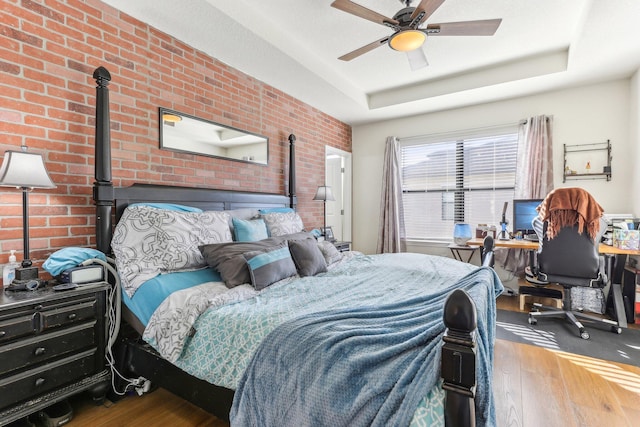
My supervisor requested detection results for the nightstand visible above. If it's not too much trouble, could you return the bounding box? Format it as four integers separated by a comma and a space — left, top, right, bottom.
0, 282, 110, 426
333, 241, 351, 252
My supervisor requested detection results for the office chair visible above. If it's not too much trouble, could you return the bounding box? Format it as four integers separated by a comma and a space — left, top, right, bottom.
524, 189, 621, 340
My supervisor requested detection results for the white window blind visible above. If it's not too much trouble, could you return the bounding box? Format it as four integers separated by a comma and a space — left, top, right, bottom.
401, 131, 518, 241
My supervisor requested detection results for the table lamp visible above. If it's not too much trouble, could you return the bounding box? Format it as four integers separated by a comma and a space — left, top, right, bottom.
313, 185, 335, 239
0, 146, 56, 282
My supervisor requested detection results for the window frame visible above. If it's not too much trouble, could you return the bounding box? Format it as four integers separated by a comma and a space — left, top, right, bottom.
399, 127, 519, 242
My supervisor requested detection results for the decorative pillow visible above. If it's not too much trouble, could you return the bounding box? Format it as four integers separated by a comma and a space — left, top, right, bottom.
225, 208, 260, 220
288, 238, 327, 277
318, 240, 343, 266
262, 211, 305, 237
232, 217, 269, 242
258, 207, 294, 214
200, 232, 314, 288
243, 243, 297, 290
112, 205, 232, 297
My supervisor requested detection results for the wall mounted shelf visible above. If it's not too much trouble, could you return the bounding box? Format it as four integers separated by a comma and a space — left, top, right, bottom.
563, 140, 611, 182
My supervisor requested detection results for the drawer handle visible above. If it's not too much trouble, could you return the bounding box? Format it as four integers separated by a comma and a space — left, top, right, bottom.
0, 331, 5, 338
34, 347, 46, 356
35, 378, 46, 387
67, 313, 77, 320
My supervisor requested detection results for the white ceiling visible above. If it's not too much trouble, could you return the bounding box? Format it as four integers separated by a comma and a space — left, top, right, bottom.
102, 0, 640, 126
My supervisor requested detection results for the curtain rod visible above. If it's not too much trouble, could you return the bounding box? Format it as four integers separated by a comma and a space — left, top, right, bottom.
398, 116, 551, 143
398, 120, 525, 143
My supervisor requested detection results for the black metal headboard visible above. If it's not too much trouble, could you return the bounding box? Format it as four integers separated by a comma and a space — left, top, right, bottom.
92, 66, 297, 254
114, 183, 293, 222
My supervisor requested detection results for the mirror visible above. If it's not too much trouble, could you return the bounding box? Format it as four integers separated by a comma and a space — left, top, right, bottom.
159, 108, 268, 165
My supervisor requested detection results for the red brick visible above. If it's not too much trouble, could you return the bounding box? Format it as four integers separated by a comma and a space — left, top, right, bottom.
1, 0, 351, 253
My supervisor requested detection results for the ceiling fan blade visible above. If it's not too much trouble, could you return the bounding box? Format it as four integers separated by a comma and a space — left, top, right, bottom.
426, 19, 502, 36
338, 36, 390, 61
331, 0, 398, 27
410, 0, 446, 25
407, 48, 429, 71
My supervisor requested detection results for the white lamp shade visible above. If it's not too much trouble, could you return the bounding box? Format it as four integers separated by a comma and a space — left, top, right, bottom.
0, 150, 56, 189
313, 186, 335, 202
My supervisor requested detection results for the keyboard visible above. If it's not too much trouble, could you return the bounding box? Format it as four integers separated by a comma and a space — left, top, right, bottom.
523, 234, 539, 242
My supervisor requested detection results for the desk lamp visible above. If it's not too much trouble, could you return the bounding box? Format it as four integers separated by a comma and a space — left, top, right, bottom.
0, 146, 56, 282
499, 201, 509, 240
313, 186, 335, 239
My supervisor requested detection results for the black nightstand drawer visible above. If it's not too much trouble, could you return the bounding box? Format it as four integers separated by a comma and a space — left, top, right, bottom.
0, 322, 96, 376
0, 315, 36, 344
333, 241, 351, 252
0, 348, 97, 410
39, 299, 96, 331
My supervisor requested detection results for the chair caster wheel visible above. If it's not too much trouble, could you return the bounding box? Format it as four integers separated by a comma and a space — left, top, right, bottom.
580, 331, 590, 340
528, 316, 537, 325
611, 326, 622, 334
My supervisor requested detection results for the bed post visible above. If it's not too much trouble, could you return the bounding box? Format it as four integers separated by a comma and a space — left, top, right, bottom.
288, 134, 296, 210
441, 289, 477, 427
93, 66, 114, 255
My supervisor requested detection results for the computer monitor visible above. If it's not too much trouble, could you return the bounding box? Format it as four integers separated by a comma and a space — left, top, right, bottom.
512, 198, 543, 235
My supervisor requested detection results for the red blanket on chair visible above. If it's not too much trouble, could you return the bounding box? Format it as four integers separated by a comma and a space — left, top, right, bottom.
537, 187, 604, 241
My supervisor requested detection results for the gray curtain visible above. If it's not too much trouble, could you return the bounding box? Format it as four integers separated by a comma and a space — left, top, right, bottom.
500, 115, 554, 276
377, 136, 406, 253
515, 115, 554, 198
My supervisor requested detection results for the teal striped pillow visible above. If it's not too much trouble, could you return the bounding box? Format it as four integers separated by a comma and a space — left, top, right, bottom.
243, 243, 297, 290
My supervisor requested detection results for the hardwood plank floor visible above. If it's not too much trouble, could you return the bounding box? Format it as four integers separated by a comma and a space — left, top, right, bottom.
55, 290, 638, 427
65, 388, 226, 427
494, 286, 640, 427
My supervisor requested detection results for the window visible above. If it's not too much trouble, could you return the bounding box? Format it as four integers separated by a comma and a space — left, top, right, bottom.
400, 130, 518, 241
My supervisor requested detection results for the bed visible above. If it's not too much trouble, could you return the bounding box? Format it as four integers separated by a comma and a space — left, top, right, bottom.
90, 66, 503, 426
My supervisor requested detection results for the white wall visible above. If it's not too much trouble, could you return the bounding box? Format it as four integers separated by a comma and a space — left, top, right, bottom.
352, 79, 635, 256
630, 70, 640, 217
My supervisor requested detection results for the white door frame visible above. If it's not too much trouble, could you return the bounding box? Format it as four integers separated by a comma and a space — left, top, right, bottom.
325, 146, 352, 242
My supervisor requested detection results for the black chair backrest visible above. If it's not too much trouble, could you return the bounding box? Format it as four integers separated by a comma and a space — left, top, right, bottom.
538, 222, 600, 286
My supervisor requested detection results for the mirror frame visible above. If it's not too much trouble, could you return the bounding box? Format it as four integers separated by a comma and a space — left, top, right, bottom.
159, 107, 268, 165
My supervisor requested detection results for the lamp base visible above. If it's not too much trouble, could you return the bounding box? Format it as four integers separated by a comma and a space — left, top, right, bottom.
15, 266, 39, 281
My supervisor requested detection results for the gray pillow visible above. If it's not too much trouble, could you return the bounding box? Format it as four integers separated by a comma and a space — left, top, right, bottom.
262, 211, 305, 236
200, 232, 314, 288
288, 238, 327, 277
318, 240, 343, 266
243, 243, 297, 290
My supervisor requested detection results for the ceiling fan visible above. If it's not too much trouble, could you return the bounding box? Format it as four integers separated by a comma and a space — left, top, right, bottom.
331, 0, 502, 70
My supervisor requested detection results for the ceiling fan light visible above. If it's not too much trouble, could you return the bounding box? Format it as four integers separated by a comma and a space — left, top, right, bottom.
389, 30, 426, 52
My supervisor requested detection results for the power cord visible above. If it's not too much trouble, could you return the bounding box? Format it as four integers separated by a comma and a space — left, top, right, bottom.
80, 257, 150, 396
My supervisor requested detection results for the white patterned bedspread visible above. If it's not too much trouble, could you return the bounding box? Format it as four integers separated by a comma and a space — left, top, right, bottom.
142, 252, 501, 426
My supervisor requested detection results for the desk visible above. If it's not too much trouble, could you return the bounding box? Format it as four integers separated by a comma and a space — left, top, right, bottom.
448, 243, 479, 263
599, 245, 640, 327
468, 237, 537, 250
469, 238, 639, 328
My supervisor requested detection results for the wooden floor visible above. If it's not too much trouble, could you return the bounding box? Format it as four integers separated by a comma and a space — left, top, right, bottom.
58, 291, 639, 427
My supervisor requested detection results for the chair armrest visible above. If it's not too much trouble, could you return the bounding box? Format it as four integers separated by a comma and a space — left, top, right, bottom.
598, 255, 608, 285
481, 236, 494, 268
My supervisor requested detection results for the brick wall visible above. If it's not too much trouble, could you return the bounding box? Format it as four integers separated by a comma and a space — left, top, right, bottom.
0, 0, 351, 274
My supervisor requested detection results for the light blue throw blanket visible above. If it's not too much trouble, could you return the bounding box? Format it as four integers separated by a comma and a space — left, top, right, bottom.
230, 266, 501, 427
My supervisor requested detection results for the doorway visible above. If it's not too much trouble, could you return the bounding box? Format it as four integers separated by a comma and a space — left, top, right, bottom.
324, 146, 352, 242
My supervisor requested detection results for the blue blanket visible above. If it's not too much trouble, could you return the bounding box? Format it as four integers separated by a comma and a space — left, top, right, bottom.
230, 266, 500, 427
